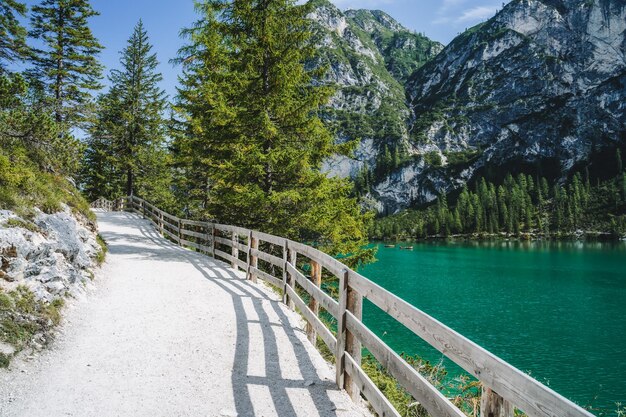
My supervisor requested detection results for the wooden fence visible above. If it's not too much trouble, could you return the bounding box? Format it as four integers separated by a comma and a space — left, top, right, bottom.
106, 195, 595, 417
90, 197, 114, 211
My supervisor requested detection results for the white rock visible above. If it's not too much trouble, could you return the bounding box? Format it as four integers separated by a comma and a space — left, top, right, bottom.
0, 206, 99, 301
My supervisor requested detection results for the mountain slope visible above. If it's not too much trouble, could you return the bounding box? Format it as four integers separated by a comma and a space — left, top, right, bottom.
307, 0, 442, 199
390, 0, 626, 212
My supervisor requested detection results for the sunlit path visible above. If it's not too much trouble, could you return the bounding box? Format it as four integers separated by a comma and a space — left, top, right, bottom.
0, 211, 369, 417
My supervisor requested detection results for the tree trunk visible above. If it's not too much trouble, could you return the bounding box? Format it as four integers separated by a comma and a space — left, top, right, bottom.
126, 168, 133, 197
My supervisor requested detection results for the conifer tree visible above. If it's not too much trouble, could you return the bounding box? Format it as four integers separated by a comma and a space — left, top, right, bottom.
0, 0, 28, 71
29, 0, 103, 127
171, 1, 234, 215
108, 20, 168, 197
82, 21, 171, 206
80, 93, 124, 200
174, 0, 371, 262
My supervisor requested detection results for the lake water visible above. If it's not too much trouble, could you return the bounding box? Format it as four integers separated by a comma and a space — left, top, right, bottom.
358, 241, 626, 416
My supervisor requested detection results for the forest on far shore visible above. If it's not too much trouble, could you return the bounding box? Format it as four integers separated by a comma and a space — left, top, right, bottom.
372, 157, 626, 240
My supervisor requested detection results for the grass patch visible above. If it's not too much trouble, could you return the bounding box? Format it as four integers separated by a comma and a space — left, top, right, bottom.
0, 352, 9, 367
0, 286, 65, 367
362, 353, 482, 416
3, 217, 43, 234
315, 335, 335, 363
0, 146, 95, 222
95, 234, 108, 266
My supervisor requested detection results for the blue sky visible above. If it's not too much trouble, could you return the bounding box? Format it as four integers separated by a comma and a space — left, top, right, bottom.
19, 0, 508, 100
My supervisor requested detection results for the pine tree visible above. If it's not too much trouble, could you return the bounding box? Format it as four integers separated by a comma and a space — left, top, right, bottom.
377, 145, 392, 178
0, 0, 28, 71
29, 0, 103, 127
173, 0, 371, 262
391, 144, 399, 170
453, 208, 462, 233
108, 20, 168, 197
80, 92, 125, 200
617, 148, 623, 175
82, 21, 171, 206
171, 1, 233, 215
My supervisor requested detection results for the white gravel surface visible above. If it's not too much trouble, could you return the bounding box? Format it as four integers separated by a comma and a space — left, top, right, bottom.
0, 211, 371, 417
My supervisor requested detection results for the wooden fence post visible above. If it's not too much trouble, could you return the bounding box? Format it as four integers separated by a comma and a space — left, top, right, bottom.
345, 274, 362, 401
142, 201, 146, 218
481, 387, 514, 417
336, 269, 349, 389
178, 219, 182, 244
248, 232, 258, 282
306, 260, 322, 344
231, 232, 238, 269
210, 224, 216, 258
281, 241, 289, 303
286, 250, 297, 310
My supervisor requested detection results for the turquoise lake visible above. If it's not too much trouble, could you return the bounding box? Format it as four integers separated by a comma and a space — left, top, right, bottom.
358, 241, 626, 416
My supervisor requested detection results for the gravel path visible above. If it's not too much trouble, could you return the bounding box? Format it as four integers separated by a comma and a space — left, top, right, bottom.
0, 211, 371, 417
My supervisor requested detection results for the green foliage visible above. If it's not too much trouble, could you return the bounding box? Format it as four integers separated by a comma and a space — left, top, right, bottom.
0, 286, 65, 366
173, 0, 373, 264
0, 352, 8, 367
423, 151, 443, 167
0, 0, 29, 71
373, 171, 626, 240
80, 20, 173, 209
345, 9, 442, 83
444, 149, 482, 167
411, 98, 470, 145
0, 74, 94, 219
95, 234, 107, 265
354, 165, 375, 197
0, 151, 95, 220
29, 0, 103, 128
3, 217, 42, 234
0, 73, 82, 174
362, 354, 481, 417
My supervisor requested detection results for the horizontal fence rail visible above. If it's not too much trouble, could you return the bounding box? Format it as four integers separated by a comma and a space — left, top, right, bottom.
102, 195, 595, 417
90, 197, 114, 211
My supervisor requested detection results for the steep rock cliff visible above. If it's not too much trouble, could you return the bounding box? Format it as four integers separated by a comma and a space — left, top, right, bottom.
388, 0, 626, 213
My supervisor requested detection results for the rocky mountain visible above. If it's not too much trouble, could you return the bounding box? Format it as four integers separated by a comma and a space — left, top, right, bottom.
310, 0, 626, 214
307, 0, 442, 207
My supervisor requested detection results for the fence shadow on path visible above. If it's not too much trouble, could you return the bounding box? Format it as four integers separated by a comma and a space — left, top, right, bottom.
102, 211, 344, 417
